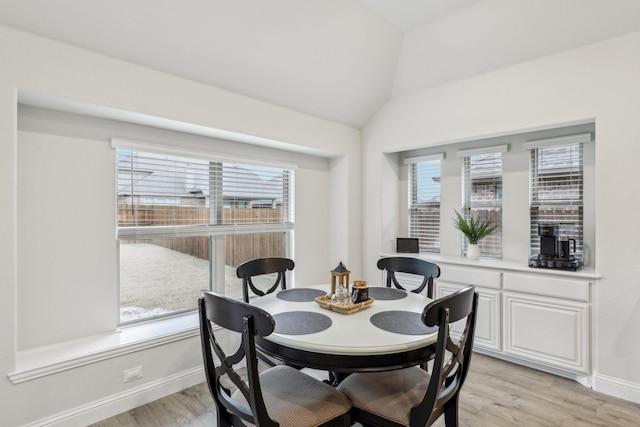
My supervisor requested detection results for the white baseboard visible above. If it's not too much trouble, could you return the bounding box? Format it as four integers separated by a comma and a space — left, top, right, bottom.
593, 373, 640, 405
24, 367, 206, 427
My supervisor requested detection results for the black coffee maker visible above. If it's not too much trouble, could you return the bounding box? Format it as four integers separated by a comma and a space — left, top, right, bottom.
529, 223, 583, 270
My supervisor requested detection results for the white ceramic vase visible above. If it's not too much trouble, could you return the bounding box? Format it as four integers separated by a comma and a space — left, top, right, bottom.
467, 243, 480, 260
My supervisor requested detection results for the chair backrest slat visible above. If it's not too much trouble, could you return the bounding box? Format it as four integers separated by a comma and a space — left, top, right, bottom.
421, 284, 475, 326
377, 256, 440, 298
236, 257, 295, 303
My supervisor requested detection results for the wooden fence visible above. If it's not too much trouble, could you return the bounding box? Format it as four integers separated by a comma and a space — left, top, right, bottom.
118, 204, 283, 266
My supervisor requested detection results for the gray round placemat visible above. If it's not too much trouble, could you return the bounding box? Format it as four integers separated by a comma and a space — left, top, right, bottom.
277, 288, 326, 302
370, 310, 438, 335
273, 311, 332, 335
367, 287, 407, 300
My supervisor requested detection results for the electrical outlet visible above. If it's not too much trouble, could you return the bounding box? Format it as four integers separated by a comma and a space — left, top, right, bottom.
123, 366, 143, 383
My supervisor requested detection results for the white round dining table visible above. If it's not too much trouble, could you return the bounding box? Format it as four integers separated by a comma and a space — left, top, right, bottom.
250, 284, 438, 372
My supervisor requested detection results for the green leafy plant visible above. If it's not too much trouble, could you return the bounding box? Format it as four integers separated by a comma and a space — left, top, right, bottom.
452, 209, 497, 244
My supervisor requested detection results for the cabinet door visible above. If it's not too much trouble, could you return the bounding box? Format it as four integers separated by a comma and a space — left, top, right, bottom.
503, 291, 589, 374
437, 282, 501, 352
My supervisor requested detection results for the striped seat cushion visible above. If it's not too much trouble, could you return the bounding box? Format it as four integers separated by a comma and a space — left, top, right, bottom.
338, 367, 430, 426
232, 365, 351, 426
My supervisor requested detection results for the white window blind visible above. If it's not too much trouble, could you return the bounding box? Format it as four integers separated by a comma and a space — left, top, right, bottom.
407, 155, 442, 253
461, 151, 503, 258
116, 149, 295, 238
529, 142, 584, 255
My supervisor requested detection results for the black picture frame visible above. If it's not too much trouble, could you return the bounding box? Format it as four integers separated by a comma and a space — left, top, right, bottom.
396, 238, 419, 253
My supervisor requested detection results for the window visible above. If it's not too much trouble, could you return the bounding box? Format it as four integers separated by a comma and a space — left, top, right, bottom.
527, 135, 588, 256
407, 155, 442, 253
459, 146, 505, 258
116, 146, 294, 323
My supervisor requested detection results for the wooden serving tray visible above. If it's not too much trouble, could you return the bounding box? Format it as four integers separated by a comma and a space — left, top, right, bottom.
314, 294, 374, 315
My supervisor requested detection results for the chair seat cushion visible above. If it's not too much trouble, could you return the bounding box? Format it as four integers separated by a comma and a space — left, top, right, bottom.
232, 365, 351, 426
337, 367, 430, 426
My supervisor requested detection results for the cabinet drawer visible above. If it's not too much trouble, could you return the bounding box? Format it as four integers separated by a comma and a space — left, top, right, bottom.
503, 273, 590, 302
438, 265, 501, 289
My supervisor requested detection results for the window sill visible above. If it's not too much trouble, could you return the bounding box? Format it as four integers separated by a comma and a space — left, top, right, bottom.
8, 312, 200, 384
381, 252, 601, 280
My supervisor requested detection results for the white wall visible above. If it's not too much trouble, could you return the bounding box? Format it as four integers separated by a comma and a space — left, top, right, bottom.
0, 24, 361, 426
18, 130, 118, 349
363, 30, 640, 402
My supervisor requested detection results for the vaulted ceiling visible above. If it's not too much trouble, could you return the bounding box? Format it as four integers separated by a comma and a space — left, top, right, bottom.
2, 0, 640, 128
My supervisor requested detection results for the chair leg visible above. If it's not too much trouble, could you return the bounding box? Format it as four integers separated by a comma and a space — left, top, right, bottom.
216, 411, 231, 427
257, 352, 278, 368
327, 371, 350, 386
443, 394, 460, 427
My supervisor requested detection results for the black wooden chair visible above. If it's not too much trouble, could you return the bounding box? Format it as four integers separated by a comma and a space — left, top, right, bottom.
199, 291, 352, 427
337, 286, 478, 427
377, 257, 440, 298
236, 257, 295, 303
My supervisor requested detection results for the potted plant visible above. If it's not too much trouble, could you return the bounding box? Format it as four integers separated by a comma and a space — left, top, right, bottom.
452, 209, 497, 260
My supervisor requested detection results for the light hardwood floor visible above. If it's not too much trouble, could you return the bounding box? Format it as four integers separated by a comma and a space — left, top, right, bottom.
91, 353, 640, 427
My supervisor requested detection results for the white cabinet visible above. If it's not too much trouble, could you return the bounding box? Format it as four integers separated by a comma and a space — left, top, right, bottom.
381, 253, 598, 380
437, 282, 501, 352
502, 273, 591, 374
432, 261, 594, 378
436, 266, 502, 352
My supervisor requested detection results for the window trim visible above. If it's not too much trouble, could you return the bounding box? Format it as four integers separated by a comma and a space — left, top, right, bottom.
117, 222, 294, 239
523, 133, 591, 150
9, 313, 200, 384
456, 144, 509, 158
